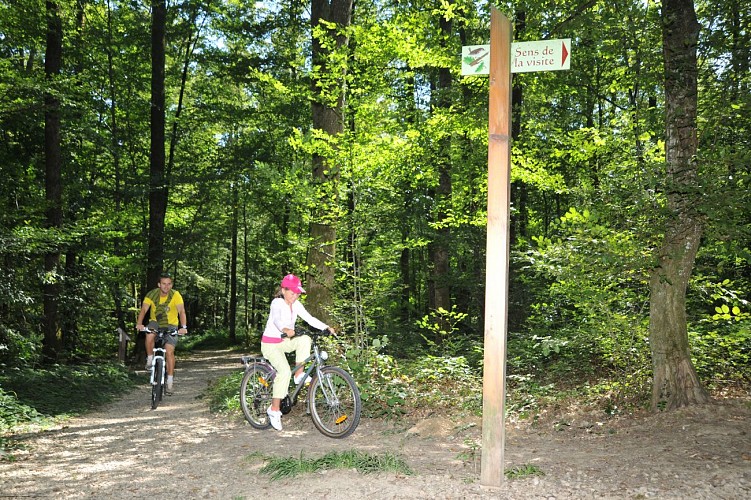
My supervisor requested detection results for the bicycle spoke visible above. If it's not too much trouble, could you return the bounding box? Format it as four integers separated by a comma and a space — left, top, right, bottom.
308, 366, 360, 438
240, 364, 273, 429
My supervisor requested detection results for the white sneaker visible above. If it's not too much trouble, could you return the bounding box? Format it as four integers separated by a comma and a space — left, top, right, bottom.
145, 356, 153, 370
166, 378, 173, 391
267, 406, 283, 431
294, 372, 311, 385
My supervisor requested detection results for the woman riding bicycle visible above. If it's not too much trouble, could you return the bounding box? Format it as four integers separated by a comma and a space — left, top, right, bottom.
262, 274, 335, 431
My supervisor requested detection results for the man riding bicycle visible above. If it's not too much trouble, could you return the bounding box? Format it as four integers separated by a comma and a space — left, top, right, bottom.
135, 273, 188, 391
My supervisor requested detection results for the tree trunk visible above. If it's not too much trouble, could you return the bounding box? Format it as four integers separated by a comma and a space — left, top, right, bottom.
648, 0, 709, 411
427, 4, 454, 341
510, 10, 526, 247
106, 0, 128, 336
134, 0, 168, 364
307, 0, 353, 321
147, 0, 167, 287
229, 184, 238, 343
42, 0, 63, 362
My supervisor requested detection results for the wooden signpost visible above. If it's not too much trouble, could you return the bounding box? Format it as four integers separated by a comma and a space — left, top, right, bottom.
467, 7, 572, 488
480, 7, 512, 488
117, 327, 130, 363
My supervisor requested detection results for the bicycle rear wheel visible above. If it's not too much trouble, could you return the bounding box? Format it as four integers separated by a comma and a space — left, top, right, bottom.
308, 366, 361, 438
240, 363, 273, 429
151, 358, 164, 410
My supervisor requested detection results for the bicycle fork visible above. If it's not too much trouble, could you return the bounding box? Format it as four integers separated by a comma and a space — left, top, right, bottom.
317, 372, 341, 407
150, 347, 166, 386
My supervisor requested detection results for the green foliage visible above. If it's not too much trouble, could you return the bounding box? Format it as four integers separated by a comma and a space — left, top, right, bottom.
417, 306, 472, 357
505, 374, 558, 419
0, 435, 27, 462
688, 272, 751, 388
0, 386, 45, 434
689, 322, 751, 388
203, 370, 244, 415
0, 326, 41, 367
0, 362, 137, 424
346, 347, 482, 418
403, 354, 482, 411
516, 206, 653, 394
340, 351, 410, 418
256, 450, 413, 480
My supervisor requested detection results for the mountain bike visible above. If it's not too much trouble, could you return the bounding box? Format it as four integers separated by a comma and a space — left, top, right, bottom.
143, 327, 179, 410
240, 328, 361, 438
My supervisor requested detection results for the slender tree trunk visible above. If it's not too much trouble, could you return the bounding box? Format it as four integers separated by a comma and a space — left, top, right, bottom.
42, 0, 63, 362
307, 0, 353, 321
242, 200, 250, 336
229, 184, 238, 343
166, 9, 198, 180
399, 72, 417, 328
59, 0, 91, 353
427, 5, 453, 340
510, 10, 527, 246
648, 0, 709, 411
106, 0, 127, 335
147, 0, 167, 287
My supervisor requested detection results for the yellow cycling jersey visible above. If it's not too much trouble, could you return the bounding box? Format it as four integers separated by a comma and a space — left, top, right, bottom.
144, 289, 184, 327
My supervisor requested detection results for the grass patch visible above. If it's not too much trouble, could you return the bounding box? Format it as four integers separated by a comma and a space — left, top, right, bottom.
203, 370, 244, 414
254, 450, 413, 480
505, 464, 545, 479
0, 362, 137, 432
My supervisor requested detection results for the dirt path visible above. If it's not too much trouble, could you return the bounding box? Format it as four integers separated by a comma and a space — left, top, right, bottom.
2, 350, 750, 499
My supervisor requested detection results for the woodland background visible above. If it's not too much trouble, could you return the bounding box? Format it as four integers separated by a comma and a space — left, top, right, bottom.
0, 0, 749, 417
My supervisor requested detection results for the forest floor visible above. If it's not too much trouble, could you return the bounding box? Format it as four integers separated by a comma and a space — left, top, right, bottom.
1, 349, 750, 499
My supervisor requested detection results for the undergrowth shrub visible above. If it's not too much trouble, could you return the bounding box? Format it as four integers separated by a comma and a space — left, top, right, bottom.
0, 362, 137, 423
0, 387, 45, 434
204, 370, 244, 414
336, 328, 482, 417
689, 320, 751, 389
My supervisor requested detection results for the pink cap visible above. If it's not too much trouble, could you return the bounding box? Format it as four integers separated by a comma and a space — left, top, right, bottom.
281, 274, 306, 294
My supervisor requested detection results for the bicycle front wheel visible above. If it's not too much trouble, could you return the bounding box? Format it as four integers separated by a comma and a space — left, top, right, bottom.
151, 358, 164, 410
308, 366, 361, 438
240, 363, 273, 429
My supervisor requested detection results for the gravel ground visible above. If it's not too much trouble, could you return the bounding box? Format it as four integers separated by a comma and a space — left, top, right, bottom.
1, 349, 750, 499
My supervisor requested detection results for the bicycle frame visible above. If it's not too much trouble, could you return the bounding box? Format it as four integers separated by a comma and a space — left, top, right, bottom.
241, 331, 330, 408
242, 343, 324, 410
289, 342, 328, 407
146, 328, 177, 409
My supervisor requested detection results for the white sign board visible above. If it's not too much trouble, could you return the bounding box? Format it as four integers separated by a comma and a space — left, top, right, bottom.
462, 39, 571, 75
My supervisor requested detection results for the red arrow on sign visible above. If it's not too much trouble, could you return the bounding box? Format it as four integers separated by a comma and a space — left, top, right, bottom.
562, 41, 569, 66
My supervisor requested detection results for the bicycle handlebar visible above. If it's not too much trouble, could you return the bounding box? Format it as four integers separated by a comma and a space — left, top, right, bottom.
140, 327, 185, 336
280, 327, 330, 339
